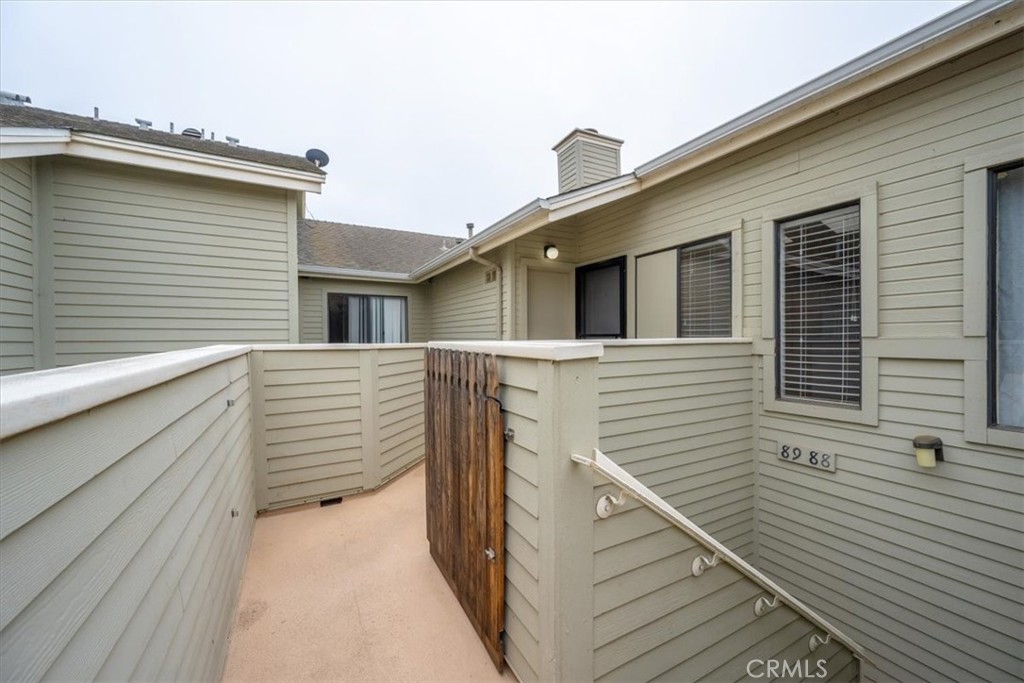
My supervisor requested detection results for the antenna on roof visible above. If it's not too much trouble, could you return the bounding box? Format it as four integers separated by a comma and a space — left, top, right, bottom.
305, 148, 330, 168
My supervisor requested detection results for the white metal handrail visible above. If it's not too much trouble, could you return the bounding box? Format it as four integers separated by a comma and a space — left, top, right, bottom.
572, 448, 868, 662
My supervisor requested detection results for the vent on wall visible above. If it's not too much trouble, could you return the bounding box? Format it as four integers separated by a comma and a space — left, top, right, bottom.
484, 270, 497, 284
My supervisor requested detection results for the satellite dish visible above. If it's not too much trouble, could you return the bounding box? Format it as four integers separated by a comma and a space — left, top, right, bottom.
305, 148, 330, 168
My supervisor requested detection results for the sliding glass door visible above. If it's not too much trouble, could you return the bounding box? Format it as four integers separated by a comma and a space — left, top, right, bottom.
328, 294, 408, 343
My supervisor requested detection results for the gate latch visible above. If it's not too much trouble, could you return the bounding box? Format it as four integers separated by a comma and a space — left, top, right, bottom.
484, 547, 497, 562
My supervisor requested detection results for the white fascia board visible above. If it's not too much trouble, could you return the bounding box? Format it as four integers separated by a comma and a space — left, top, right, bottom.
546, 174, 640, 222
0, 127, 71, 158
411, 177, 643, 280
298, 265, 413, 282
409, 198, 549, 281
64, 132, 326, 192
635, 0, 1021, 187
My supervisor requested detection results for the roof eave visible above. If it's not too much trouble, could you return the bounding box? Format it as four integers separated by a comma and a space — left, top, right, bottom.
409, 198, 550, 281
298, 265, 414, 282
0, 127, 326, 192
635, 0, 1022, 187
0, 127, 72, 158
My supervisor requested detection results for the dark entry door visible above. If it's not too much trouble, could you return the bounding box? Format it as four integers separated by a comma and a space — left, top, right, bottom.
576, 256, 627, 338
424, 348, 505, 670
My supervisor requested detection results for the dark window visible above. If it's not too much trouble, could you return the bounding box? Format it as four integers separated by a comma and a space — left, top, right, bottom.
776, 204, 861, 406
990, 162, 1023, 430
576, 257, 626, 339
679, 235, 732, 337
328, 294, 408, 343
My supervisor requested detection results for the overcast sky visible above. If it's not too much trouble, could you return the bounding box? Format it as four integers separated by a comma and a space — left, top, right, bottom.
2, 0, 967, 237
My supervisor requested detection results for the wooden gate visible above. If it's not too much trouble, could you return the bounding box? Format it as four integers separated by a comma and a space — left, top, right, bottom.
424, 348, 505, 670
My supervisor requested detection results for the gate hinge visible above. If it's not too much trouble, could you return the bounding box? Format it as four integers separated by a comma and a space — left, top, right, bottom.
503, 427, 515, 442
484, 547, 496, 562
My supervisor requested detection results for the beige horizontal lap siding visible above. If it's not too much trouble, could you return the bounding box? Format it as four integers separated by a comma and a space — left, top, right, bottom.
573, 34, 1023, 339
580, 145, 620, 187
46, 157, 291, 366
598, 343, 756, 561
254, 349, 364, 509
756, 358, 1024, 682
251, 346, 426, 510
298, 277, 431, 343
0, 355, 254, 682
553, 32, 1024, 683
0, 158, 35, 374
377, 347, 426, 481
429, 261, 498, 340
499, 357, 542, 683
592, 498, 857, 683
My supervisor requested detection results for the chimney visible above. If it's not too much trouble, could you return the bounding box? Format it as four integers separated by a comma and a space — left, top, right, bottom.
466, 222, 475, 238
552, 128, 624, 194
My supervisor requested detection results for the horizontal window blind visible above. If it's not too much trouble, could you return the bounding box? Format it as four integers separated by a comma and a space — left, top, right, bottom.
679, 235, 732, 337
778, 204, 861, 405
993, 162, 1024, 429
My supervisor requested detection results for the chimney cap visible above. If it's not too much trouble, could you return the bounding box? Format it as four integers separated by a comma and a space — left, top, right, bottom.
552, 127, 624, 153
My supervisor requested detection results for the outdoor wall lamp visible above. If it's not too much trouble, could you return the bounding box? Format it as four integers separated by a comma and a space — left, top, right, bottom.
912, 435, 944, 468
543, 244, 559, 260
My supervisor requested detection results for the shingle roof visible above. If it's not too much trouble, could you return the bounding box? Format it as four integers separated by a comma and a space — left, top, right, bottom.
0, 104, 325, 174
299, 219, 463, 274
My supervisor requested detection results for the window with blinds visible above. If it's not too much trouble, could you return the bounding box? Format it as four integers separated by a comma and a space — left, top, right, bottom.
678, 235, 732, 337
777, 204, 861, 406
991, 162, 1023, 429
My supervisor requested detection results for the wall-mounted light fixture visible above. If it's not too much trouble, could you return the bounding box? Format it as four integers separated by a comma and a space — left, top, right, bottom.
912, 435, 944, 468
543, 244, 559, 260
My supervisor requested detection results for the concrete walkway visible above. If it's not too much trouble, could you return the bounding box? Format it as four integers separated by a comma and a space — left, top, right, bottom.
223, 463, 516, 683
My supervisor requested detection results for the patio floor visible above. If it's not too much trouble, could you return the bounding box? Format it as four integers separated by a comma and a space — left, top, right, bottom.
222, 463, 516, 683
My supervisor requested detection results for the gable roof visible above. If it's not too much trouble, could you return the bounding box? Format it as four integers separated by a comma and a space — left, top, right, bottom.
405, 0, 1020, 282
299, 219, 462, 276
0, 104, 325, 175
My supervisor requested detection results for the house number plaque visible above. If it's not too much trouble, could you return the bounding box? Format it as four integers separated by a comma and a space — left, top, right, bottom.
777, 442, 837, 472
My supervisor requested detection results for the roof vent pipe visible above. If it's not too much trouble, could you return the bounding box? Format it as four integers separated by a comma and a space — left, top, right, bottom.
93, 107, 99, 120
466, 222, 474, 238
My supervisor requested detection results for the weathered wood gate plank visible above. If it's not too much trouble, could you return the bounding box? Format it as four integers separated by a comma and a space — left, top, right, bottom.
424, 348, 505, 671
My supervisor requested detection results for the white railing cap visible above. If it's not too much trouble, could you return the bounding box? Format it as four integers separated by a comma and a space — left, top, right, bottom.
601, 337, 753, 347
427, 341, 604, 362
0, 345, 251, 440
250, 343, 428, 351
